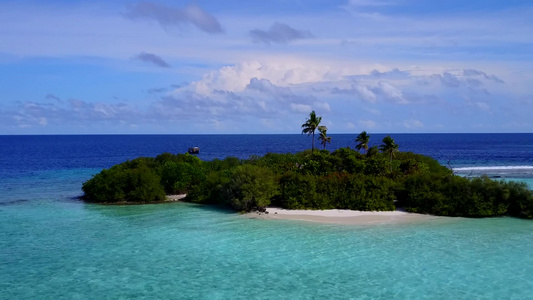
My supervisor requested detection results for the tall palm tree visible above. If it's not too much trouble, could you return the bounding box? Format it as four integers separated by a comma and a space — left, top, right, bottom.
355, 131, 370, 154
318, 126, 331, 150
380, 135, 399, 171
301, 110, 322, 152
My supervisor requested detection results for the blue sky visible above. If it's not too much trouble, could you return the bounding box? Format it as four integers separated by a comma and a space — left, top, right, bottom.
1, 0, 532, 134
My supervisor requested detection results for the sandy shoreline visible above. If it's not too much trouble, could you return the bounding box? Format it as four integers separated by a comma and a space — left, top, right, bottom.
166, 194, 441, 225
166, 194, 187, 201
248, 207, 442, 225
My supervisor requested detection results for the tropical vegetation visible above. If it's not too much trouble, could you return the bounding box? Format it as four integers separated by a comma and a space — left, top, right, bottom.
301, 110, 322, 153
82, 134, 533, 220
355, 131, 370, 154
81, 111, 533, 219
380, 135, 399, 171
318, 126, 331, 150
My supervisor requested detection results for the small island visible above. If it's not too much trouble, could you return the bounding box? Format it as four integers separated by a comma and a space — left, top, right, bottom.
81, 112, 533, 219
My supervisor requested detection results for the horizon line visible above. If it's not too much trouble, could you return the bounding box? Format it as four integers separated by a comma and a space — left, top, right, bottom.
1, 132, 531, 136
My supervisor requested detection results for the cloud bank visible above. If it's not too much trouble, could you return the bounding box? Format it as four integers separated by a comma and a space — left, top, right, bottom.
135, 52, 171, 68
125, 2, 223, 34
250, 22, 313, 44
2, 59, 529, 133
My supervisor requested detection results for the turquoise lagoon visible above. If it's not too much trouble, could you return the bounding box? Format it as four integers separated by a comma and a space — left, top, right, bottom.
2, 182, 533, 299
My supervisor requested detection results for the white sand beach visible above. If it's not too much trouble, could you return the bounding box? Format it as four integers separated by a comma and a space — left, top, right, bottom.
248, 207, 442, 225
166, 194, 187, 201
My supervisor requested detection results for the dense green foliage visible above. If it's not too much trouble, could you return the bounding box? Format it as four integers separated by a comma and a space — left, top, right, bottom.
82, 141, 533, 219
318, 126, 331, 150
224, 165, 278, 211
155, 153, 206, 194
355, 131, 370, 154
397, 174, 533, 218
278, 172, 396, 211
82, 157, 165, 203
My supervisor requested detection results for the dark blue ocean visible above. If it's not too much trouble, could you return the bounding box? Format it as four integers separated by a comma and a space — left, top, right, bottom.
1, 134, 533, 299
2, 133, 533, 178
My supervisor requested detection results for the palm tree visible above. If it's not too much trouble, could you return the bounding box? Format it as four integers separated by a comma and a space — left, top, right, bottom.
355, 131, 370, 154
380, 135, 399, 171
318, 126, 331, 150
301, 111, 322, 152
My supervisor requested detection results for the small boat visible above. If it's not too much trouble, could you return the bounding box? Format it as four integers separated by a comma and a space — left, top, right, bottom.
188, 147, 200, 154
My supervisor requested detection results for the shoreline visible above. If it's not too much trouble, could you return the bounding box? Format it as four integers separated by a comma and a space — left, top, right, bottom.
166, 194, 187, 201
79, 194, 187, 205
247, 207, 443, 225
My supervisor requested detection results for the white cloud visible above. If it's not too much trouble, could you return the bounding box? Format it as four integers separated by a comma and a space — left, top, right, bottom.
475, 102, 490, 111
377, 81, 408, 104
183, 60, 348, 97
313, 102, 331, 112
359, 120, 377, 129
355, 85, 377, 102
153, 61, 523, 133
290, 103, 312, 113
463, 69, 504, 83
246, 78, 292, 97
403, 119, 424, 129
365, 107, 381, 115
260, 118, 281, 130
3, 56, 525, 134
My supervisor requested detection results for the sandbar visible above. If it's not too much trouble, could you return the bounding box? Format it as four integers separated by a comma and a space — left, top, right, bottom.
248, 207, 443, 225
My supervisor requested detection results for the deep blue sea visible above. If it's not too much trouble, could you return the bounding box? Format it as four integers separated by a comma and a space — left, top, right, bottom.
1, 134, 533, 299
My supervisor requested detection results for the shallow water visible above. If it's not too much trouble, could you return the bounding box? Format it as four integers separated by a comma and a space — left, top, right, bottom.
2, 198, 533, 299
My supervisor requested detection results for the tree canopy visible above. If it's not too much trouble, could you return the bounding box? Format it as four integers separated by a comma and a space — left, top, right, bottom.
318, 126, 331, 150
82, 145, 533, 219
380, 135, 399, 170
355, 131, 370, 154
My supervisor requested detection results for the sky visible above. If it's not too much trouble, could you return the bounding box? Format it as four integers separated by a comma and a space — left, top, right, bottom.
1, 0, 532, 134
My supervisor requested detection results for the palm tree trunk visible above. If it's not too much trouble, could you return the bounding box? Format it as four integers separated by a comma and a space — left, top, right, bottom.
312, 131, 315, 153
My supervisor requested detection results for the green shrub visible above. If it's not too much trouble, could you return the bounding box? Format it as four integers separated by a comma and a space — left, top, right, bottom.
396, 152, 450, 175
82, 158, 165, 203
398, 173, 533, 218
279, 172, 321, 209
205, 156, 242, 172
364, 156, 390, 176
249, 152, 301, 174
331, 147, 366, 174
123, 165, 166, 202
279, 172, 395, 211
505, 181, 533, 218
157, 161, 206, 194
222, 165, 278, 211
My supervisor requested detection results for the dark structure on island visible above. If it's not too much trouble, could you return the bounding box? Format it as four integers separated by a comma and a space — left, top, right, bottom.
188, 147, 200, 154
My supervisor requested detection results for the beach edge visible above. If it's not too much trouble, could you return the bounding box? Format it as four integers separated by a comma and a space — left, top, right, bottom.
246, 207, 444, 225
